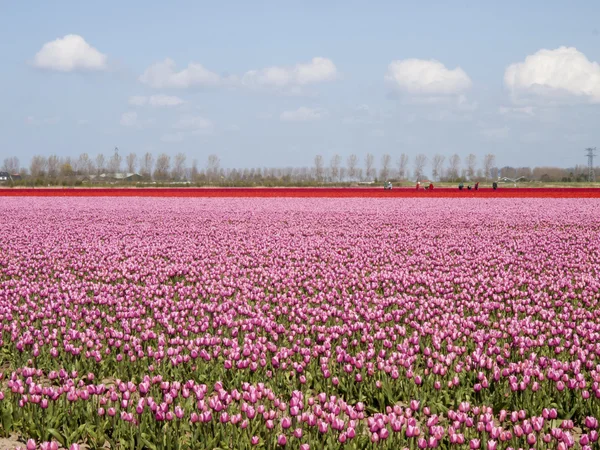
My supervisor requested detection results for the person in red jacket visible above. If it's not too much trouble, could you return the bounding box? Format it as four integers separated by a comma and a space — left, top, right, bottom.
429, 182, 434, 190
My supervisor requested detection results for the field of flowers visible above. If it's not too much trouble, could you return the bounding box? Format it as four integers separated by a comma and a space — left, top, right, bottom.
2, 187, 600, 198
1, 197, 599, 449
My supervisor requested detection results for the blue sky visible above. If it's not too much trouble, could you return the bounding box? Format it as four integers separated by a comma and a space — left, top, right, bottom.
2, 1, 600, 172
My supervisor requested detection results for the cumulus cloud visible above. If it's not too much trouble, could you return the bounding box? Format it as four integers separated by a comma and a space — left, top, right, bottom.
242, 57, 337, 89
128, 94, 185, 107
504, 47, 600, 103
32, 35, 107, 72
385, 59, 472, 95
139, 57, 337, 93
280, 107, 327, 122
139, 58, 223, 89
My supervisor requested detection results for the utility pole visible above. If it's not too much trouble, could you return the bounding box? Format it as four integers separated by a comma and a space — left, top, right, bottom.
586, 147, 596, 182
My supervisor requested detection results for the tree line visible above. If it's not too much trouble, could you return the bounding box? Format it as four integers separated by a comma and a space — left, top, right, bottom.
0, 152, 595, 185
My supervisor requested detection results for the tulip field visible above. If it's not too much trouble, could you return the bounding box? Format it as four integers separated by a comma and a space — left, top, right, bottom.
1, 195, 600, 449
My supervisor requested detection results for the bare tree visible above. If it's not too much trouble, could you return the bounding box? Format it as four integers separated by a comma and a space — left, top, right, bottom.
95, 154, 106, 176
397, 153, 409, 180
60, 159, 74, 177
141, 153, 154, 178
154, 153, 171, 181
346, 154, 358, 181
365, 153, 375, 180
431, 154, 445, 181
314, 155, 324, 182
330, 154, 342, 182
77, 153, 93, 176
483, 153, 496, 180
466, 153, 477, 180
380, 154, 392, 181
30, 155, 47, 178
413, 154, 428, 180
172, 152, 187, 180
108, 151, 123, 174
47, 155, 60, 179
126, 153, 137, 173
207, 154, 221, 183
190, 159, 199, 181
2, 157, 20, 173
447, 154, 461, 181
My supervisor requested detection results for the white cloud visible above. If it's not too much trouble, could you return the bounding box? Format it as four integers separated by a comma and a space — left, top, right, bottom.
128, 94, 185, 107
139, 57, 337, 93
120, 112, 139, 127
25, 116, 60, 125
139, 58, 223, 88
498, 105, 535, 117
128, 96, 147, 106
160, 132, 185, 143
160, 116, 214, 143
172, 115, 214, 131
242, 57, 337, 89
385, 59, 472, 95
342, 104, 389, 124
504, 47, 600, 103
280, 107, 327, 122
32, 35, 107, 72
457, 95, 478, 112
120, 112, 154, 128
480, 126, 510, 140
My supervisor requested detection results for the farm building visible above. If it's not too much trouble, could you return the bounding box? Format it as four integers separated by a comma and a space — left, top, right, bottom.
85, 173, 144, 183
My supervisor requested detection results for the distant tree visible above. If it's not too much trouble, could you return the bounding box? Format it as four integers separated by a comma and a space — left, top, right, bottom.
60, 162, 74, 177
500, 166, 517, 179
77, 153, 93, 176
29, 155, 47, 178
108, 151, 122, 174
2, 157, 20, 174
154, 153, 171, 180
365, 153, 375, 180
466, 153, 477, 180
431, 154, 445, 181
95, 154, 106, 176
207, 154, 220, 183
413, 154, 428, 180
380, 154, 392, 181
47, 155, 60, 179
482, 153, 496, 179
190, 159, 199, 181
330, 154, 342, 182
397, 153, 409, 180
172, 152, 187, 180
126, 153, 138, 173
314, 155, 324, 182
346, 154, 358, 181
141, 153, 154, 178
447, 154, 461, 181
